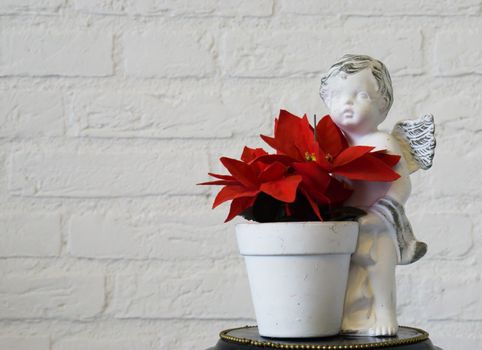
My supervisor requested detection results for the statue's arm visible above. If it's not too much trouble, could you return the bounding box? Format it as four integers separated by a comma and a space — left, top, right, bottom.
377, 133, 412, 205
385, 157, 411, 205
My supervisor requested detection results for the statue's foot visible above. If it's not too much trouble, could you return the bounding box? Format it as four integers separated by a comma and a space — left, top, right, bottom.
368, 311, 399, 337
366, 325, 398, 337
341, 314, 398, 337
401, 240, 427, 264
341, 325, 398, 337
412, 240, 427, 262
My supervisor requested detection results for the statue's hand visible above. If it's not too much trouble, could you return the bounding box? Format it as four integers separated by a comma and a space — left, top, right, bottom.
352, 211, 392, 266
357, 212, 387, 234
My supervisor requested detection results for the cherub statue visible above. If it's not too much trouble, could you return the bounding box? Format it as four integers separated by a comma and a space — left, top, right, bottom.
319, 54, 436, 336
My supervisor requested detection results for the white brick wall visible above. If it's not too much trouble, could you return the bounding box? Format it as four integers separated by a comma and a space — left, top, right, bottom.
0, 29, 113, 77
111, 265, 253, 319
0, 91, 64, 137
124, 28, 216, 78
0, 337, 50, 350
0, 274, 105, 319
0, 1, 480, 349
0, 212, 61, 257
221, 29, 423, 77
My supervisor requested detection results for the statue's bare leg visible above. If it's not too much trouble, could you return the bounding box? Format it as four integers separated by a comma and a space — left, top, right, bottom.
342, 259, 374, 333
341, 212, 398, 336
365, 229, 398, 336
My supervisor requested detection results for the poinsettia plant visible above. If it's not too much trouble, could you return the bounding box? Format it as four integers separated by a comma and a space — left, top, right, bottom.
199, 110, 401, 223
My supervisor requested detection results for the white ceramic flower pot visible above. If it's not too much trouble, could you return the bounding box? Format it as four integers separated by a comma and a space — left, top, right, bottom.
236, 221, 358, 338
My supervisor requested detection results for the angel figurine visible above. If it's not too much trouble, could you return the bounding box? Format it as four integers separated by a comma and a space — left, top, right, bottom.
319, 54, 436, 336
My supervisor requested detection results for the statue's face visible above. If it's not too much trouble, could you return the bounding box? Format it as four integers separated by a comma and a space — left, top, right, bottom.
325, 68, 387, 134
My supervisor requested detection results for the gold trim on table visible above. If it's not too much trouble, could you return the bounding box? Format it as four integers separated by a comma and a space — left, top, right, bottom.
219, 326, 429, 349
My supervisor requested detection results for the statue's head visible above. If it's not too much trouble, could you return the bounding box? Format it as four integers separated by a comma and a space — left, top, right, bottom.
319, 54, 393, 134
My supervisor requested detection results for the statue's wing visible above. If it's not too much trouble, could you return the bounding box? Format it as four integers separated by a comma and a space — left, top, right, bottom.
392, 114, 436, 174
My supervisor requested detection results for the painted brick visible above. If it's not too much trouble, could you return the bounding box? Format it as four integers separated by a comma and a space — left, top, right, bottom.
0, 2, 480, 348
420, 271, 482, 320
9, 145, 208, 197
75, 0, 273, 17
71, 88, 271, 138
409, 212, 473, 259
52, 338, 151, 350
387, 77, 431, 122
429, 132, 481, 197
414, 86, 482, 133
0, 275, 105, 319
433, 30, 482, 76
0, 91, 64, 138
111, 264, 253, 319
128, 0, 273, 17
124, 29, 215, 78
0, 212, 61, 257
396, 274, 413, 310
0, 337, 50, 350
433, 335, 482, 350
68, 212, 236, 259
73, 0, 125, 14
254, 80, 329, 121
0, 0, 64, 14
221, 29, 422, 77
0, 29, 113, 77
280, 0, 481, 16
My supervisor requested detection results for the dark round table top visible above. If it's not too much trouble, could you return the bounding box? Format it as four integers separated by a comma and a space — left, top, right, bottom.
212, 326, 441, 350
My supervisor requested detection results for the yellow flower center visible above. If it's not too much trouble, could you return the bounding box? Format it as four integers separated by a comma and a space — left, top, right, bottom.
305, 152, 317, 161
325, 153, 333, 162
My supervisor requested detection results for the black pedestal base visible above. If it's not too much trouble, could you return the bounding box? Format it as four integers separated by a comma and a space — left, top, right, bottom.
210, 326, 442, 350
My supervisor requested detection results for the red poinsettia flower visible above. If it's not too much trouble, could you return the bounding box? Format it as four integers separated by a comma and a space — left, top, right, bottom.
198, 147, 302, 222
314, 115, 401, 182
262, 110, 400, 182
261, 110, 319, 163
260, 110, 401, 218
200, 109, 402, 223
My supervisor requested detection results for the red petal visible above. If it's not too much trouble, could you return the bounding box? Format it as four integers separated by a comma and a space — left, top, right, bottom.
370, 150, 401, 167
332, 154, 401, 181
261, 110, 314, 161
213, 185, 245, 208
208, 173, 235, 181
252, 154, 295, 167
333, 146, 375, 167
260, 134, 281, 153
325, 178, 353, 205
241, 146, 268, 163
300, 114, 318, 153
316, 115, 348, 157
213, 185, 259, 208
220, 157, 259, 188
315, 149, 332, 171
299, 188, 323, 221
260, 175, 302, 203
198, 180, 240, 186
224, 196, 257, 222
258, 162, 287, 182
292, 162, 331, 204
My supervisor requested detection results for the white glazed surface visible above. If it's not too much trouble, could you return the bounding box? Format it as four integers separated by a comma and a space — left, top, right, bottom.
320, 56, 435, 336
236, 222, 358, 338
236, 221, 358, 255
